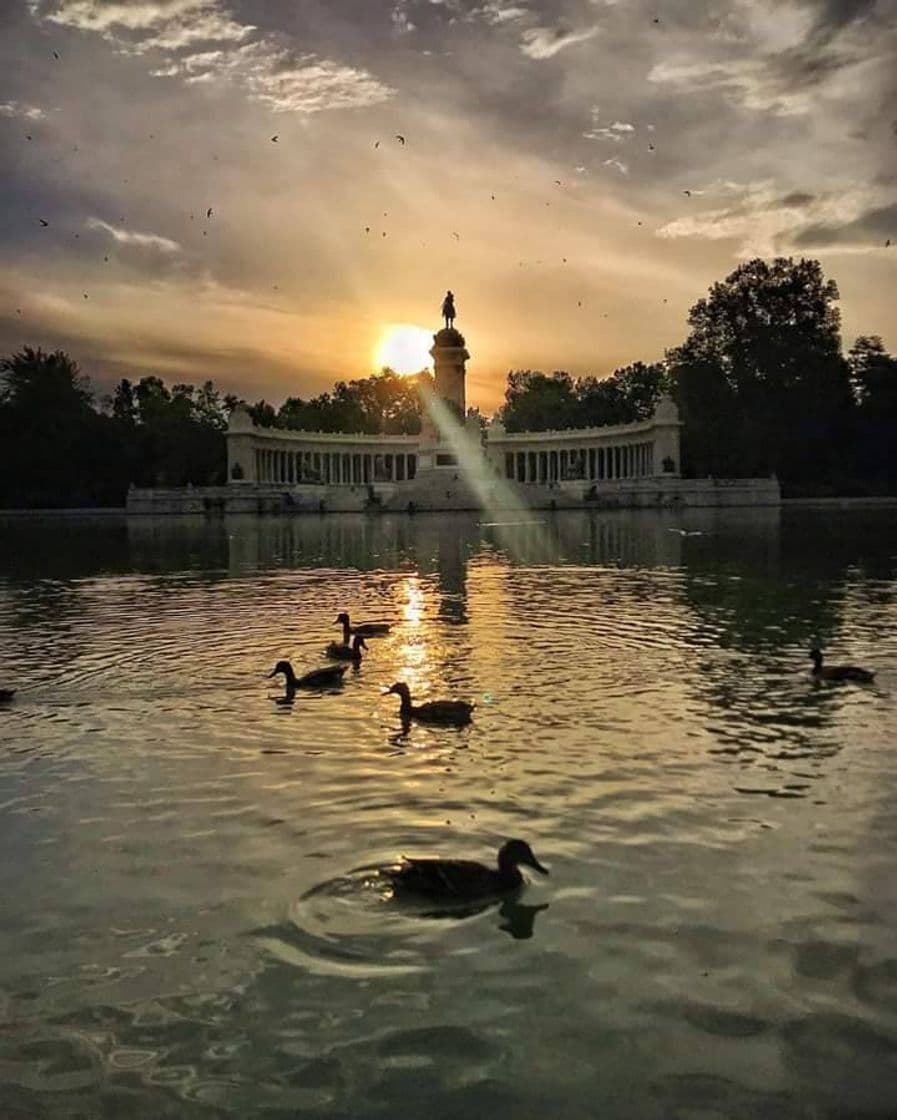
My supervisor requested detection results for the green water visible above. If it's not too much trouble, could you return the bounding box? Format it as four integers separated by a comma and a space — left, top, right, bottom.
1, 508, 896, 1119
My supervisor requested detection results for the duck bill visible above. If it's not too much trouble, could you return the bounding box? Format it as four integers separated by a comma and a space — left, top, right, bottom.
528, 857, 549, 875
266, 669, 277, 678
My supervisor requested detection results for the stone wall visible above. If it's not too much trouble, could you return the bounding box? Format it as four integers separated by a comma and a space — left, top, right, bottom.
127, 476, 780, 514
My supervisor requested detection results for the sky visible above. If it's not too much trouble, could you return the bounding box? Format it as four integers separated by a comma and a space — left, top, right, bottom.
1, 0, 895, 413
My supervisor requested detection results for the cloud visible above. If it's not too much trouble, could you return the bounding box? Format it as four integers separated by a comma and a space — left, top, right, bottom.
602, 157, 628, 174
793, 202, 897, 248
656, 181, 893, 257
647, 58, 815, 116
32, 0, 394, 115
780, 191, 816, 206
86, 218, 181, 253
520, 25, 598, 59
390, 2, 416, 34
163, 42, 393, 113
32, 0, 211, 35
584, 117, 635, 141
0, 100, 46, 120
472, 1, 529, 23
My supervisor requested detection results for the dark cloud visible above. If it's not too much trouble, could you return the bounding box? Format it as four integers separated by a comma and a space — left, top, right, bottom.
793, 202, 897, 247
780, 191, 816, 206
809, 0, 880, 31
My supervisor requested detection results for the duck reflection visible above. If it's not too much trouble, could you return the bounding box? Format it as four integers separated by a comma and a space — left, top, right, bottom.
410, 896, 549, 941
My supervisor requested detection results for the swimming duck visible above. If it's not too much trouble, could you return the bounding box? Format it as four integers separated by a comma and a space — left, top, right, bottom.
335, 612, 392, 640
809, 648, 875, 683
326, 633, 367, 663
268, 659, 347, 691
0, 689, 15, 704
388, 839, 549, 901
383, 681, 473, 725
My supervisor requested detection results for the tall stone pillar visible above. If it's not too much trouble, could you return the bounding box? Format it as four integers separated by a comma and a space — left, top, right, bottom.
651, 395, 682, 477
226, 404, 257, 483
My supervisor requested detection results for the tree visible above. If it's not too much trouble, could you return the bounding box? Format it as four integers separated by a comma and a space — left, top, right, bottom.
668, 257, 854, 482
0, 348, 123, 506
248, 399, 277, 428
274, 369, 432, 435
847, 336, 897, 488
577, 362, 669, 427
848, 336, 897, 412
500, 370, 578, 431
0, 347, 93, 414
111, 378, 137, 424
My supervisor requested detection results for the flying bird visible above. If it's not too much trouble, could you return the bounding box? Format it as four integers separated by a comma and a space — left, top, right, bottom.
365, 226, 370, 233
491, 194, 495, 200
648, 143, 655, 151
554, 179, 562, 185
683, 189, 692, 197
395, 134, 405, 145
83, 293, 88, 299
26, 134, 32, 141
271, 135, 278, 142
374, 140, 380, 148
451, 231, 460, 240
53, 50, 59, 59
886, 238, 892, 247
39, 219, 48, 226
206, 207, 213, 218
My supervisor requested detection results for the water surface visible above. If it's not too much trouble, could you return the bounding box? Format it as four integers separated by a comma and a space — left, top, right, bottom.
1, 508, 896, 1119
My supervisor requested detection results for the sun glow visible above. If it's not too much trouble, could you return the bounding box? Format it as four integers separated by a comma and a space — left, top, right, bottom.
374, 324, 433, 376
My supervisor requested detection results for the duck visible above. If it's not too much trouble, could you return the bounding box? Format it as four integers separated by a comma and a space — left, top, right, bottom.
335, 611, 392, 640
383, 681, 473, 725
387, 839, 549, 901
326, 633, 367, 663
268, 659, 347, 691
809, 648, 875, 683
0, 689, 15, 704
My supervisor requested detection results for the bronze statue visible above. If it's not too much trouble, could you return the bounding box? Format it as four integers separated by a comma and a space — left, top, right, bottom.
442, 290, 456, 329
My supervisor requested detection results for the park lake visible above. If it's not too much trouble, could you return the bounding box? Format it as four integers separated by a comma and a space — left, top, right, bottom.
1, 507, 896, 1119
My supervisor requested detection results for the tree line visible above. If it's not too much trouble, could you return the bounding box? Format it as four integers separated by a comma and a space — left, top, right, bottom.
1, 256, 895, 506
499, 257, 896, 494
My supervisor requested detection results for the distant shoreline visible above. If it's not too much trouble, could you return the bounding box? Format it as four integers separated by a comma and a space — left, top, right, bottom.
782, 496, 897, 509
0, 496, 896, 517
0, 507, 127, 518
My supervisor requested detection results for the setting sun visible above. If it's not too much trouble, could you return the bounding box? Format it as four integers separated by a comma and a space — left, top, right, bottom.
375, 325, 433, 376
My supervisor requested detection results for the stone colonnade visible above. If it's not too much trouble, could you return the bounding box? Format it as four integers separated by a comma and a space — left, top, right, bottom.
502, 441, 655, 484
254, 447, 417, 486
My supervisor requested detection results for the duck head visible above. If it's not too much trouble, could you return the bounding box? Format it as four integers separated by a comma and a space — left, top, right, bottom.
384, 681, 411, 701
498, 839, 549, 877
335, 612, 351, 626
268, 660, 293, 679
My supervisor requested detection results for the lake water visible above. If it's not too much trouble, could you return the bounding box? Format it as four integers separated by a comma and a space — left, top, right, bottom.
1, 508, 896, 1119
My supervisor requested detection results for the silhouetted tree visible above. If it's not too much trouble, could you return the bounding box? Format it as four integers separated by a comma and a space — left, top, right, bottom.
668, 257, 854, 484
500, 371, 578, 431
848, 335, 897, 488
